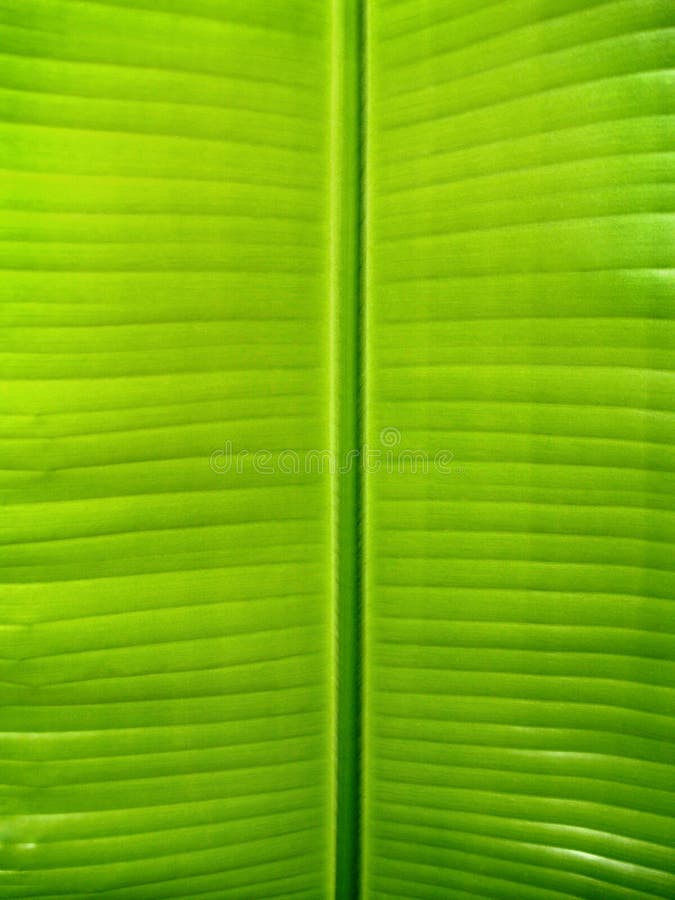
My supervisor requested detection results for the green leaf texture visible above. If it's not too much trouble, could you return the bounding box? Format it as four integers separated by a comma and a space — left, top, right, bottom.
364, 1, 675, 899
1, 2, 334, 898
2, 2, 674, 899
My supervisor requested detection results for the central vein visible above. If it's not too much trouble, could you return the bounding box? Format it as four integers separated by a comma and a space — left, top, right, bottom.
330, 0, 366, 897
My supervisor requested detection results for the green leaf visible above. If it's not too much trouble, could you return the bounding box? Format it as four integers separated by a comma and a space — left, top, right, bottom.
1, 2, 335, 897
1, 2, 673, 899
364, 2, 675, 898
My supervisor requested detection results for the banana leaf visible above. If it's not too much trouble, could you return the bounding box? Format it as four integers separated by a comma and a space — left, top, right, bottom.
1, 2, 673, 898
